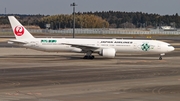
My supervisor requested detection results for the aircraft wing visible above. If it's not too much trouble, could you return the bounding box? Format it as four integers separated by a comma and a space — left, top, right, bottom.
62, 43, 100, 52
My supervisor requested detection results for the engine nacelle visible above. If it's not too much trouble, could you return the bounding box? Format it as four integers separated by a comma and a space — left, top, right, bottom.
99, 48, 116, 58
71, 48, 82, 52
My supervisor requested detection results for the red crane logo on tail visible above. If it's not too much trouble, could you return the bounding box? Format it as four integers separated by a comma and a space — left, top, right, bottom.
14, 26, 24, 36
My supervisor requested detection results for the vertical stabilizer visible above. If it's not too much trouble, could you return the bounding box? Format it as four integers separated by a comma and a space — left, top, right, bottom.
8, 16, 34, 39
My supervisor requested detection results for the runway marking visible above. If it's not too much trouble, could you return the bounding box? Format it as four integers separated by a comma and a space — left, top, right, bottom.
158, 87, 165, 94
5, 91, 42, 97
152, 87, 158, 94
5, 92, 19, 96
11, 82, 21, 86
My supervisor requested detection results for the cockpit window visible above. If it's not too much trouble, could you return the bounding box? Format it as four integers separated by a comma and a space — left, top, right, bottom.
168, 45, 173, 47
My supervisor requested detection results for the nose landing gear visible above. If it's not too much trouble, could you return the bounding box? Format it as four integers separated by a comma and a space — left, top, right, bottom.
159, 53, 165, 60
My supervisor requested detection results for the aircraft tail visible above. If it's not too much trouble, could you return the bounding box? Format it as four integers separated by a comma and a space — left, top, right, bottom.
8, 16, 34, 40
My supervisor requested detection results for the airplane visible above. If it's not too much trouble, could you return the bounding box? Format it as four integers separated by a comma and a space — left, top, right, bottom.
8, 16, 174, 60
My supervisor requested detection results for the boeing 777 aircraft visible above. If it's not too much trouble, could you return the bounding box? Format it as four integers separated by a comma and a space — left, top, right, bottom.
8, 16, 174, 60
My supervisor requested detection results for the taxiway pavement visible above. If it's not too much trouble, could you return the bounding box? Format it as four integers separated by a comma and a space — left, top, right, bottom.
0, 38, 180, 101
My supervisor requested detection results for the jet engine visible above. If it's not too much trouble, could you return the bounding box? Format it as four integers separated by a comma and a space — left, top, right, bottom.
71, 48, 82, 52
99, 48, 116, 58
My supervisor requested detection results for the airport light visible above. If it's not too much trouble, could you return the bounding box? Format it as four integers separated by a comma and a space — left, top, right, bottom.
5, 8, 6, 15
70, 2, 77, 38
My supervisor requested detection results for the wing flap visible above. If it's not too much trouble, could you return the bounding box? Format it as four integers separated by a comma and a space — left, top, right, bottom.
62, 43, 100, 52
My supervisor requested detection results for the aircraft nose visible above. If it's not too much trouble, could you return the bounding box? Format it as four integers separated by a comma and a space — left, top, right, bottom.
168, 46, 175, 52
171, 46, 175, 51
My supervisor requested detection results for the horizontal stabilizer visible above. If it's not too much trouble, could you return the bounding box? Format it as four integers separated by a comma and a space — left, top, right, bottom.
8, 40, 27, 44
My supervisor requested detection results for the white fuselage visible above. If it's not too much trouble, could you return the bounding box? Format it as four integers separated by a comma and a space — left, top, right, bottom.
12, 38, 174, 54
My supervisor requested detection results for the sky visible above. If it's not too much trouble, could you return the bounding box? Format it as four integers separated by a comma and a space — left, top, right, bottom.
0, 0, 180, 15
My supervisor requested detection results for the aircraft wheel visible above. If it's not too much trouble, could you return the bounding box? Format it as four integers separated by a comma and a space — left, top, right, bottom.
90, 55, 95, 59
159, 56, 162, 60
83, 56, 88, 59
83, 55, 94, 59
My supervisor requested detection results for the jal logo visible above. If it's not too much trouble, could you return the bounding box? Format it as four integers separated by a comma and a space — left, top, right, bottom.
14, 26, 24, 36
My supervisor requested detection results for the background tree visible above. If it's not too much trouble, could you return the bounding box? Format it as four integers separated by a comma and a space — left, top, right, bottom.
0, 12, 180, 28
39, 14, 109, 29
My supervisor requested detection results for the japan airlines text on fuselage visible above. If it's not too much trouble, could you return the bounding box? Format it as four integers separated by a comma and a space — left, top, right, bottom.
8, 16, 174, 60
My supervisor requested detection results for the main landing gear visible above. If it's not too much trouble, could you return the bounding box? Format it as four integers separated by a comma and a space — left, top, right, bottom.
83, 51, 95, 59
159, 53, 165, 60
159, 56, 162, 60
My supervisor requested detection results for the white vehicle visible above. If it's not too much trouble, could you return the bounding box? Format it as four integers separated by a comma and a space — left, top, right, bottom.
8, 16, 174, 60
